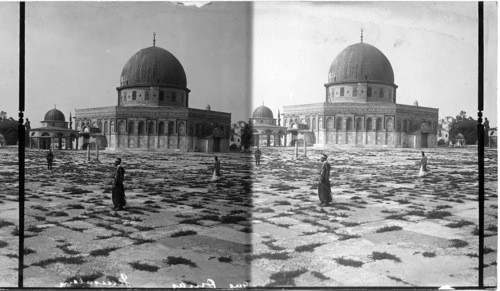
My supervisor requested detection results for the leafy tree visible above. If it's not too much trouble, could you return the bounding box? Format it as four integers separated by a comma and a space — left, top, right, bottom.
0, 118, 18, 145
240, 123, 253, 150
449, 111, 477, 145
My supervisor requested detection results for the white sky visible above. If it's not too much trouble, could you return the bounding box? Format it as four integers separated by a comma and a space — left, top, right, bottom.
0, 2, 497, 127
252, 2, 498, 126
18, 2, 251, 126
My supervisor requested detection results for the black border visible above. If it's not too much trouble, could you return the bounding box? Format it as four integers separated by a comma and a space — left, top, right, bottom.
15, 1, 492, 289
18, 1, 25, 288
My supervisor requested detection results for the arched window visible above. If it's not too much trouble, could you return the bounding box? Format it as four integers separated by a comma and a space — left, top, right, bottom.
111, 121, 115, 133
118, 121, 126, 134
346, 117, 353, 131
366, 118, 373, 130
386, 118, 394, 131
145, 91, 150, 101
353, 87, 357, 97
403, 119, 408, 132
367, 87, 372, 97
138, 121, 145, 134
168, 122, 175, 135
98, 121, 103, 133
178, 122, 186, 135
128, 121, 135, 134
340, 87, 344, 96
312, 118, 316, 131
336, 117, 343, 131
104, 121, 108, 134
158, 122, 165, 135
132, 91, 137, 100
76, 122, 80, 131
319, 117, 323, 130
376, 118, 383, 131
356, 117, 362, 130
159, 91, 164, 101
306, 118, 311, 129
148, 121, 155, 134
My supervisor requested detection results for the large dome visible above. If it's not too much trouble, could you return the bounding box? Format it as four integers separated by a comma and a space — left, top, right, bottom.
328, 43, 394, 84
252, 106, 274, 119
120, 46, 187, 88
44, 108, 65, 122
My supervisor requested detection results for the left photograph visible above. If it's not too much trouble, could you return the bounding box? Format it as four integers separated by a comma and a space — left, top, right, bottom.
0, 2, 20, 287
23, 2, 252, 288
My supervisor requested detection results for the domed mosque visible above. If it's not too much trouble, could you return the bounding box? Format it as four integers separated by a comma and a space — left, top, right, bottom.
74, 35, 230, 152
28, 107, 79, 149
250, 105, 287, 147
282, 31, 439, 148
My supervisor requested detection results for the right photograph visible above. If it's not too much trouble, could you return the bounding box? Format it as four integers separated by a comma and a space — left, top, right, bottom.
250, 1, 497, 287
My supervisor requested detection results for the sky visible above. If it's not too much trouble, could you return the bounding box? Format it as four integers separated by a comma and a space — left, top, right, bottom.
0, 3, 19, 118
252, 2, 498, 126
18, 2, 251, 126
0, 2, 497, 127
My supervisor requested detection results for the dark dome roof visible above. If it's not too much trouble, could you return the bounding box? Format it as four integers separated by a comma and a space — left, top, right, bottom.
328, 43, 394, 84
253, 106, 274, 118
120, 46, 187, 88
44, 109, 65, 122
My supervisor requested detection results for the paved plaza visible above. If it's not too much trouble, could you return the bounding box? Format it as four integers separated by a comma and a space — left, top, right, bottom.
252, 146, 497, 287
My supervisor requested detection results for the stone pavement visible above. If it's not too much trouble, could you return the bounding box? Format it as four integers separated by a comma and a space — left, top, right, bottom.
0, 148, 19, 287
251, 147, 497, 287
23, 150, 252, 288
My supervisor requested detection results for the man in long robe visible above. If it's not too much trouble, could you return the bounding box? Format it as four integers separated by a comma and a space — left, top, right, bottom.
318, 154, 332, 206
46, 149, 54, 170
254, 147, 261, 166
212, 156, 221, 181
112, 158, 126, 210
419, 151, 428, 177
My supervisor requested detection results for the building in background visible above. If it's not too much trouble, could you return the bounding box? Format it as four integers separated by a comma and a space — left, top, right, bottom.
74, 41, 231, 152
283, 35, 439, 148
29, 108, 79, 150
250, 106, 287, 147
438, 116, 455, 145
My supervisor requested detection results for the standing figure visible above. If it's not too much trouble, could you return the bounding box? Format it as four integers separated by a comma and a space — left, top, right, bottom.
212, 156, 221, 182
112, 158, 126, 210
254, 147, 261, 166
46, 149, 54, 170
419, 151, 428, 177
318, 154, 332, 206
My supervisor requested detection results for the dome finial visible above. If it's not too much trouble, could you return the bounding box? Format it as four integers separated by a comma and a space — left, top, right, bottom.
153, 32, 156, 47
360, 28, 364, 43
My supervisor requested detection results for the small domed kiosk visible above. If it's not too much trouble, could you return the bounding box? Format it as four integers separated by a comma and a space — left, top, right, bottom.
74, 35, 231, 152
282, 32, 438, 148
250, 105, 287, 147
28, 107, 79, 150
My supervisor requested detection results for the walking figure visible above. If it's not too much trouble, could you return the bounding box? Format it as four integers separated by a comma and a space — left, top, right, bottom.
46, 149, 54, 170
419, 151, 428, 177
318, 154, 332, 206
212, 156, 221, 182
254, 147, 261, 166
112, 158, 126, 211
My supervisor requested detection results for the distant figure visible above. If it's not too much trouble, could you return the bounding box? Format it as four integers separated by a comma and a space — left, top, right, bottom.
46, 149, 54, 170
112, 158, 126, 211
484, 118, 490, 132
318, 154, 332, 206
254, 147, 261, 166
211, 156, 221, 182
419, 151, 428, 177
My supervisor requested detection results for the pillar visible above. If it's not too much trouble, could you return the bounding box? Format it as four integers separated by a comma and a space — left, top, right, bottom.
284, 133, 287, 147
295, 140, 298, 158
76, 137, 79, 150
95, 137, 99, 161
303, 134, 307, 157
87, 143, 91, 162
